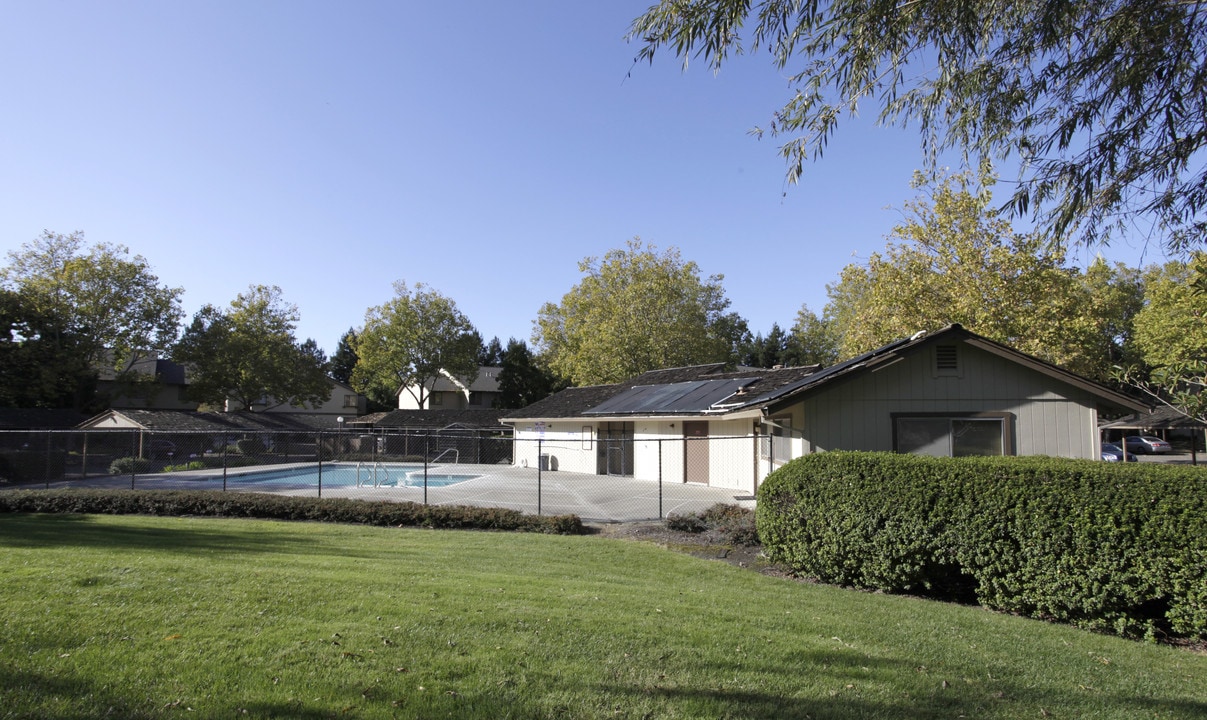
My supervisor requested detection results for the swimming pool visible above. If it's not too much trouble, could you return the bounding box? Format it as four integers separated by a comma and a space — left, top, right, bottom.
218, 463, 480, 489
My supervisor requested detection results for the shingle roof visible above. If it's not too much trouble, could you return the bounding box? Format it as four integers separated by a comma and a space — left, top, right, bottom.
79, 409, 345, 432
0, 408, 90, 430
429, 367, 503, 393
360, 408, 509, 429
1098, 404, 1205, 430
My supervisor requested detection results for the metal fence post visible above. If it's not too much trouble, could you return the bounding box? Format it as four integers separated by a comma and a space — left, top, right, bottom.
537, 438, 543, 516
316, 431, 323, 498
43, 431, 51, 489
423, 434, 429, 505
222, 433, 228, 491
658, 438, 663, 519
130, 429, 137, 490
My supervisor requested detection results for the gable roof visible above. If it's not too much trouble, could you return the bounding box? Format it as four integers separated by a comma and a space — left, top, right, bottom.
502, 325, 1149, 422
0, 408, 90, 430
354, 408, 509, 429
1098, 404, 1206, 431
760, 324, 1146, 415
78, 409, 345, 432
429, 366, 503, 393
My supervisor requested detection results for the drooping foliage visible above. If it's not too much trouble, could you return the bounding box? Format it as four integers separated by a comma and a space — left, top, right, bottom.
630, 1, 1207, 251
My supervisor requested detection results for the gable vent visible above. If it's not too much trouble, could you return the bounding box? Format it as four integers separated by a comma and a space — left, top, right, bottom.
935, 344, 959, 373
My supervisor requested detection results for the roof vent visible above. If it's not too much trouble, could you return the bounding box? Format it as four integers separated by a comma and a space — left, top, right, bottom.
935, 344, 959, 374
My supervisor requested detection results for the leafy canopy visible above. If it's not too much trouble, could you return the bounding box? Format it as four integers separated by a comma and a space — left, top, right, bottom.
172, 285, 331, 412
629, 1, 1207, 251
1116, 256, 1207, 422
351, 281, 480, 408
822, 171, 1111, 378
533, 239, 739, 385
1, 230, 183, 372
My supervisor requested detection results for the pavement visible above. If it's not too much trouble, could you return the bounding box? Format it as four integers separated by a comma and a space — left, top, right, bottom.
25, 462, 757, 524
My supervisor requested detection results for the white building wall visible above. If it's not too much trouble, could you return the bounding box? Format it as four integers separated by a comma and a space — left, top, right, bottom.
511, 421, 597, 473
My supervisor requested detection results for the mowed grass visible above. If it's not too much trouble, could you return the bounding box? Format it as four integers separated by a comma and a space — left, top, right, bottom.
0, 514, 1204, 719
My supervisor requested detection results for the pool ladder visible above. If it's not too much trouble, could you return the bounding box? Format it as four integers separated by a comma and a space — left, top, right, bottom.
355, 461, 391, 488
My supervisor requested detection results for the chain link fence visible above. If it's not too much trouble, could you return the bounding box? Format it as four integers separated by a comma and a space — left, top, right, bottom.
0, 429, 762, 522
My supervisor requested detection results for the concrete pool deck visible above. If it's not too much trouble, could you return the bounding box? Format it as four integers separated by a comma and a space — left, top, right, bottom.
31, 462, 757, 523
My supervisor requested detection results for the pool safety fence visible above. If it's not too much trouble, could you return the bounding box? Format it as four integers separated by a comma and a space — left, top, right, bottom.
0, 429, 772, 522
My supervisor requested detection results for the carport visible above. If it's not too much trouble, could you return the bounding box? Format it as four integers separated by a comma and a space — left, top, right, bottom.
1099, 405, 1207, 464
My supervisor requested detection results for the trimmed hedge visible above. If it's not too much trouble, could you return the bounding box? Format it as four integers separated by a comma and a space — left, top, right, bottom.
0, 489, 585, 535
757, 452, 1207, 641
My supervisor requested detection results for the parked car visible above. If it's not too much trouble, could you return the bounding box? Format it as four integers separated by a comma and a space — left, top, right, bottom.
1123, 435, 1172, 454
1101, 443, 1138, 462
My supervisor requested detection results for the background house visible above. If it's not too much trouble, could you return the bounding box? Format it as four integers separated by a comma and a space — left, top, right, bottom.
503, 325, 1148, 495
397, 366, 502, 410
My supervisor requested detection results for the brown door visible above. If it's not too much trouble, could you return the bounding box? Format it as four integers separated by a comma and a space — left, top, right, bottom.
683, 421, 709, 485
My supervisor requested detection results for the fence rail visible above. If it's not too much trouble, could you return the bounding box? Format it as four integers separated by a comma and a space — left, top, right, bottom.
0, 429, 763, 522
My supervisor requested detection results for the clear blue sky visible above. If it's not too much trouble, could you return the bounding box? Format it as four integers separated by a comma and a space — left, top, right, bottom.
0, 1, 1162, 357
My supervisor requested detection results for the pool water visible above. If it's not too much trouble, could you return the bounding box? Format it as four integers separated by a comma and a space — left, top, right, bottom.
219, 464, 479, 489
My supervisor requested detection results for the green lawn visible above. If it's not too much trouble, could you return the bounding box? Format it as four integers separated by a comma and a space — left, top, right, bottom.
1, 514, 1204, 719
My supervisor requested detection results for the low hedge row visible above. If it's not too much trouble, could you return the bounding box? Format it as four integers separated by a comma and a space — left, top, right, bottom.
757, 452, 1207, 641
0, 489, 585, 535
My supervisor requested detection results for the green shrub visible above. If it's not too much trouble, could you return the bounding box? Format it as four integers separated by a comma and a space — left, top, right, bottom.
0, 451, 65, 483
108, 457, 152, 475
0, 489, 585, 535
666, 503, 759, 546
757, 452, 1207, 641
163, 461, 207, 473
235, 439, 262, 455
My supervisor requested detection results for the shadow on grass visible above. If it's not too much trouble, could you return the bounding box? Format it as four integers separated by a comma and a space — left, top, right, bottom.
586, 647, 1207, 720
0, 513, 389, 558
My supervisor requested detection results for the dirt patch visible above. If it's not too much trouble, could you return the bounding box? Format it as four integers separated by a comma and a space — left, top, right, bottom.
588, 520, 789, 577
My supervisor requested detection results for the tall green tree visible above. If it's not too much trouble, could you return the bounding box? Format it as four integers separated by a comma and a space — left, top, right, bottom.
1, 230, 183, 376
351, 281, 480, 408
329, 328, 359, 385
0, 288, 96, 409
822, 172, 1105, 377
172, 285, 331, 411
629, 2, 1207, 251
495, 338, 566, 410
785, 304, 840, 368
479, 336, 505, 366
533, 239, 740, 385
740, 324, 788, 368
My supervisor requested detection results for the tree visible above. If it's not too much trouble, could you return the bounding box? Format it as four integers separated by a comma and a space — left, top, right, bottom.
329, 328, 359, 384
172, 285, 332, 411
785, 305, 840, 367
533, 239, 739, 385
0, 288, 96, 409
629, 2, 1207, 251
1117, 256, 1207, 422
740, 324, 788, 368
1, 230, 183, 375
821, 172, 1106, 377
479, 336, 505, 366
351, 281, 480, 409
495, 338, 566, 409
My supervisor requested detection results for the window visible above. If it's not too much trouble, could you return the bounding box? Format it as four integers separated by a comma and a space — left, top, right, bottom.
770, 417, 794, 463
893, 413, 1011, 457
429, 393, 443, 406
343, 394, 359, 408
